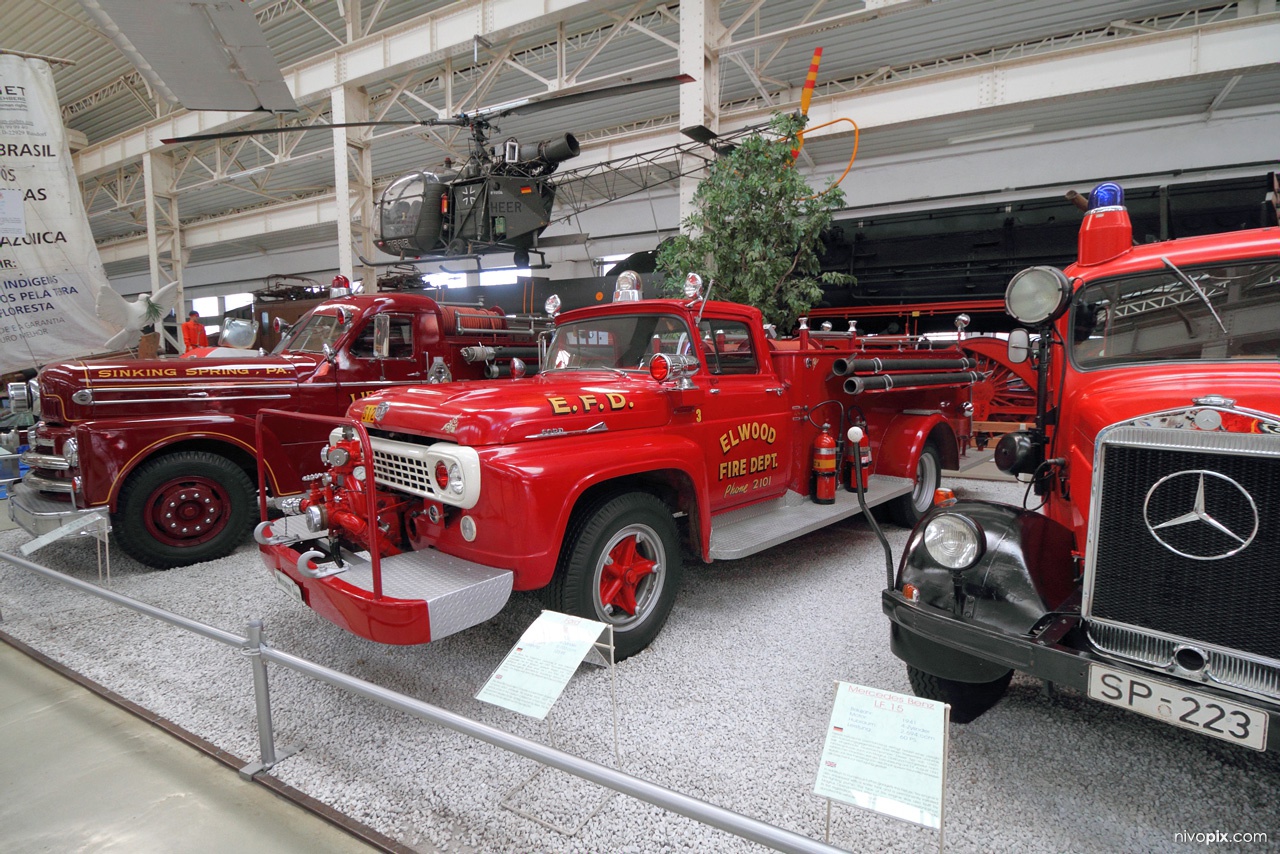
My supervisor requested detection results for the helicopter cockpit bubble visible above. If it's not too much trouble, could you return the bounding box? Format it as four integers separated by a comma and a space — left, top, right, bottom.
376, 171, 446, 256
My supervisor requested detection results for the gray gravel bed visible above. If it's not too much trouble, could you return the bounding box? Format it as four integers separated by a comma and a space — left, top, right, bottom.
1, 477, 1277, 853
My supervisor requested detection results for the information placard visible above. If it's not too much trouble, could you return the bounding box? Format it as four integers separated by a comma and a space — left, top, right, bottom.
476, 611, 608, 720
813, 681, 948, 829
0, 188, 23, 238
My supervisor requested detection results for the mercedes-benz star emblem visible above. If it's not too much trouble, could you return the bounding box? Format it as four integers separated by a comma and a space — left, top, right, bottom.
1143, 470, 1258, 561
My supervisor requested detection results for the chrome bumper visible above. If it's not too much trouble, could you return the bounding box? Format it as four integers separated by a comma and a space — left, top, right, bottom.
7, 481, 108, 537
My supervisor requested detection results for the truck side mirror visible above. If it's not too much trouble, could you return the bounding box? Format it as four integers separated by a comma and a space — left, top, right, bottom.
373, 313, 390, 360
1007, 328, 1031, 365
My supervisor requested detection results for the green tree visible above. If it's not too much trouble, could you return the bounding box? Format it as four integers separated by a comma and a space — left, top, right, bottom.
655, 112, 851, 330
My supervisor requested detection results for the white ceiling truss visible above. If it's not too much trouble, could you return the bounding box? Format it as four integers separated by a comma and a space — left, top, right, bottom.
6, 0, 1276, 285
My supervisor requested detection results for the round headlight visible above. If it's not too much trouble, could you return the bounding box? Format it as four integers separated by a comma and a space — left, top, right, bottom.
922, 514, 984, 570
447, 461, 464, 495
1005, 266, 1072, 326
434, 460, 449, 490
63, 437, 79, 468
325, 446, 351, 467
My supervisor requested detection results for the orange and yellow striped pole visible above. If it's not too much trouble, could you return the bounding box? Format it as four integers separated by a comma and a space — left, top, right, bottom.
791, 47, 823, 159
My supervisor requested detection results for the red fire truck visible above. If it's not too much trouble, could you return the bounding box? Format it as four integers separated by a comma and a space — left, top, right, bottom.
8, 289, 543, 568
885, 182, 1280, 752
257, 273, 979, 658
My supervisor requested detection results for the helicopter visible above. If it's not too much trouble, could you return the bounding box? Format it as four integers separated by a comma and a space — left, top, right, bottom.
163, 74, 718, 270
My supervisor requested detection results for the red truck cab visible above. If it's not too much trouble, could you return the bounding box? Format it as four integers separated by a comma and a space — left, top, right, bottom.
259, 274, 978, 658
9, 291, 542, 568
884, 182, 1280, 752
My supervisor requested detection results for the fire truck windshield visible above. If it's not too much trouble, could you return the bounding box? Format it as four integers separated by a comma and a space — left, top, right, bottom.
1071, 259, 1280, 368
547, 314, 693, 371
275, 311, 350, 355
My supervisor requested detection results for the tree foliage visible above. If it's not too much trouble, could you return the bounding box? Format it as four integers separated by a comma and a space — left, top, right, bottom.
655, 112, 851, 330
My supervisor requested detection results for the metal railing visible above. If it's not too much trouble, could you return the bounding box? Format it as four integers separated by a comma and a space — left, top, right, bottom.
0, 549, 846, 854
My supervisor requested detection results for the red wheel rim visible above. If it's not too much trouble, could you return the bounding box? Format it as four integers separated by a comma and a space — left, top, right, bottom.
142, 475, 232, 548
595, 524, 663, 624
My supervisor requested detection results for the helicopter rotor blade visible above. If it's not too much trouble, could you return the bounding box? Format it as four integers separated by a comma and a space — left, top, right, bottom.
477, 73, 695, 120
161, 116, 467, 145
161, 74, 693, 145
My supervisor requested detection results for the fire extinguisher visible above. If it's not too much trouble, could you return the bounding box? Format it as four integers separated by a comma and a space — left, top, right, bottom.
845, 421, 872, 492
811, 422, 837, 505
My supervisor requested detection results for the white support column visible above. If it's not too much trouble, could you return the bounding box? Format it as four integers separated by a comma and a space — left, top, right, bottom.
678, 0, 719, 232
332, 85, 376, 289
142, 150, 184, 351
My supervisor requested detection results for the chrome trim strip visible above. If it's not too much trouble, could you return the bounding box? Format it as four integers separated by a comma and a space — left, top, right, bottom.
86, 382, 295, 393
88, 394, 294, 406
18, 451, 69, 470
22, 471, 75, 494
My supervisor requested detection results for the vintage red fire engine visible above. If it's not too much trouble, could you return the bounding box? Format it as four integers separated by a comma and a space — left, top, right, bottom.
885, 182, 1280, 752
8, 287, 542, 568
257, 272, 980, 658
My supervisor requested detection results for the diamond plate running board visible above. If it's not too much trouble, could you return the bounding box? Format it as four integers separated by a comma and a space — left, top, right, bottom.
708, 476, 913, 561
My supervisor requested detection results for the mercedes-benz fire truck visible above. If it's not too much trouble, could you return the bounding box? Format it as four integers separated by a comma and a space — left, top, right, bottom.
885, 182, 1280, 753
257, 273, 980, 658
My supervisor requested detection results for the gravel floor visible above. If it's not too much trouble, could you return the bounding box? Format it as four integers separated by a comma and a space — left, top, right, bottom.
2, 476, 1277, 853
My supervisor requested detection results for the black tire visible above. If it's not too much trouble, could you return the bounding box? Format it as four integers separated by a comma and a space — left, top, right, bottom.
545, 492, 683, 660
114, 451, 255, 569
907, 665, 1013, 723
886, 441, 941, 528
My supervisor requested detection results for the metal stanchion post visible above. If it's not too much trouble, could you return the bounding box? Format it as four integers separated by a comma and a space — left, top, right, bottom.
239, 618, 299, 778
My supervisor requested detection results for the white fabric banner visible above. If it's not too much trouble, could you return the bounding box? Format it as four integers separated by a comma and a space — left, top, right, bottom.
0, 55, 121, 375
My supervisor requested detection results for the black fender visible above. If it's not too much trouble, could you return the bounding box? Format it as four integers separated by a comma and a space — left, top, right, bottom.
889, 499, 1078, 682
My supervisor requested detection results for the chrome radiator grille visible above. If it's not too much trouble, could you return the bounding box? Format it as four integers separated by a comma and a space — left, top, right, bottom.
1085, 426, 1280, 665
1088, 623, 1280, 700
370, 438, 436, 498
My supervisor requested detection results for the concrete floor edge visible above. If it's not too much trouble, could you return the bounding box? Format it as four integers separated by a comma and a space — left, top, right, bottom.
0, 627, 411, 854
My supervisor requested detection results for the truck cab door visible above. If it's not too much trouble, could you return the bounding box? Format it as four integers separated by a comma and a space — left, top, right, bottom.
343, 313, 424, 403
690, 317, 792, 512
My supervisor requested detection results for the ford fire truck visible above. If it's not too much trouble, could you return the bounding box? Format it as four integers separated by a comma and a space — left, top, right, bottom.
885, 182, 1280, 752
8, 290, 543, 568
257, 273, 980, 658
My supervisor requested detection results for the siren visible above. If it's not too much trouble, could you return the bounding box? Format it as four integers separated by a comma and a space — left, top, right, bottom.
1076, 181, 1133, 266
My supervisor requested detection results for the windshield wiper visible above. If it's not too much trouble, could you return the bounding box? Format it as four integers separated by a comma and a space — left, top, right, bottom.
1161, 256, 1227, 335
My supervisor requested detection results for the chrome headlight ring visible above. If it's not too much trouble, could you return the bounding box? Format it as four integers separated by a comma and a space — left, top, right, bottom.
921, 513, 985, 570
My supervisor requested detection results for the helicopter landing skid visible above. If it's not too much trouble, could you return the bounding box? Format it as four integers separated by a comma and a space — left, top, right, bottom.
438, 249, 549, 274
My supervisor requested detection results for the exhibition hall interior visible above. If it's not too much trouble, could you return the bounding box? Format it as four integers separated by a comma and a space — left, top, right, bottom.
1, 1, 1277, 852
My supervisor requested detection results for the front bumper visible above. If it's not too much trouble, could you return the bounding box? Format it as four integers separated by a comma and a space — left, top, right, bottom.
883, 589, 1280, 751
258, 517, 512, 646
8, 481, 107, 538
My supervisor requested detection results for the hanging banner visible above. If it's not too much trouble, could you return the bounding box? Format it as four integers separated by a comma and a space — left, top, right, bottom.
0, 55, 121, 375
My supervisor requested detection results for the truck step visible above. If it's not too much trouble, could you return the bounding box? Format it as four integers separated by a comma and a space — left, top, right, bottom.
708, 475, 913, 560
313, 549, 513, 642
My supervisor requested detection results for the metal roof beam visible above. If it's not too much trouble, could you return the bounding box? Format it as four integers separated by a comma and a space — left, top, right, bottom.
74, 0, 599, 179
726, 15, 1280, 140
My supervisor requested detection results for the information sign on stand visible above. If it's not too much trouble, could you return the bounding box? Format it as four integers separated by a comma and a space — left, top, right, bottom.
814, 681, 950, 850
478, 611, 620, 837
476, 610, 610, 720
